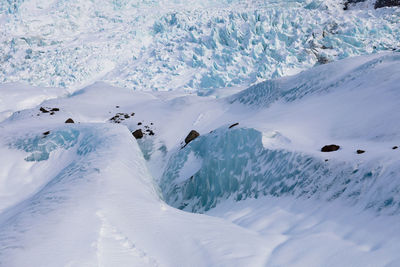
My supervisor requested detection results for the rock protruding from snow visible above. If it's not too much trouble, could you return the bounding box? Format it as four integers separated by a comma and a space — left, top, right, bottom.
132, 129, 143, 139
375, 0, 400, 8
39, 107, 49, 113
185, 130, 200, 145
65, 118, 74, 123
229, 123, 239, 129
321, 144, 340, 152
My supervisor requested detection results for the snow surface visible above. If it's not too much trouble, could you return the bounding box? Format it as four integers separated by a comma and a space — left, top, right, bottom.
0, 52, 400, 266
1, 0, 400, 265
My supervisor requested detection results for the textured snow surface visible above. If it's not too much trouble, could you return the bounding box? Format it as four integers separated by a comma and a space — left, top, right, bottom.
161, 52, 400, 213
0, 52, 400, 266
1, 0, 399, 91
1, 0, 400, 264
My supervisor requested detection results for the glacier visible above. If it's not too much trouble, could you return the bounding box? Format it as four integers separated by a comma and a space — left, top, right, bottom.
160, 52, 400, 213
0, 52, 400, 266
1, 0, 400, 266
0, 0, 399, 91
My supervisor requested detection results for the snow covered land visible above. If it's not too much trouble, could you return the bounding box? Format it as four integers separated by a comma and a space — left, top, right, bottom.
0, 0, 400, 266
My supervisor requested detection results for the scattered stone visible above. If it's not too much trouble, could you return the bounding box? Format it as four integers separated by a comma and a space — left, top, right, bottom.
185, 130, 200, 145
138, 122, 142, 125
40, 107, 49, 113
116, 105, 120, 108
40, 107, 60, 115
65, 118, 74, 123
393, 146, 398, 150
356, 149, 365, 154
150, 122, 153, 125
132, 129, 143, 139
146, 129, 155, 136
109, 112, 134, 123
321, 144, 340, 152
325, 159, 329, 162
229, 122, 239, 129
375, 0, 400, 8
131, 112, 135, 116
43, 131, 50, 136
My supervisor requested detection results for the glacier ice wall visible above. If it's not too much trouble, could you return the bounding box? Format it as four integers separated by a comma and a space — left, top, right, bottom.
10, 129, 80, 161
160, 126, 400, 213
0, 0, 399, 91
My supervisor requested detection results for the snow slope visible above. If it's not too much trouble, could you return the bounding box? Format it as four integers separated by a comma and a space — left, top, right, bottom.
0, 52, 400, 266
161, 52, 400, 213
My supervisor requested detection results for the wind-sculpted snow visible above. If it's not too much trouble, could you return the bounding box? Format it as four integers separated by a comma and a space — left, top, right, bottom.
1, 0, 399, 91
160, 126, 400, 214
0, 123, 275, 267
0, 124, 158, 266
230, 52, 400, 107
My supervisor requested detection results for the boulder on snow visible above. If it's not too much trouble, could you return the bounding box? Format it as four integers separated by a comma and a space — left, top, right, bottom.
356, 149, 365, 154
185, 130, 200, 145
393, 146, 398, 150
132, 129, 143, 139
375, 0, 399, 8
65, 118, 74, 123
43, 131, 50, 136
321, 144, 340, 152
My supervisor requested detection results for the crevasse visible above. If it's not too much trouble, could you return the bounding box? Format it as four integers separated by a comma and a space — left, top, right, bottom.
160, 126, 400, 213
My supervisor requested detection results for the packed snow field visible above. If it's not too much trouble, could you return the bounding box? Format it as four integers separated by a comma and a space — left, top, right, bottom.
1, 0, 400, 266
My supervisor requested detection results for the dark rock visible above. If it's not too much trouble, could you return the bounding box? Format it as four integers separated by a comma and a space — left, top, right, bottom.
343, 0, 366, 10
229, 122, 239, 129
116, 105, 120, 108
344, 0, 372, 9
131, 112, 135, 116
321, 144, 340, 152
375, 0, 399, 8
317, 54, 329, 64
356, 149, 365, 154
65, 118, 74, 123
132, 129, 143, 139
50, 108, 59, 112
40, 107, 49, 113
393, 146, 398, 150
124, 114, 130, 119
50, 112, 55, 115
43, 131, 50, 136
137, 122, 142, 125
325, 159, 329, 162
185, 130, 200, 145
148, 130, 155, 136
